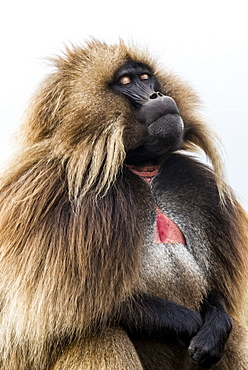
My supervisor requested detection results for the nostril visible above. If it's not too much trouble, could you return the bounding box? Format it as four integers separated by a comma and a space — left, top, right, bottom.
150, 91, 164, 99
150, 92, 158, 99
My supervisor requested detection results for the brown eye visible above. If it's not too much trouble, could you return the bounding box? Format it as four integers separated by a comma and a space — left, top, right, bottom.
120, 76, 131, 85
140, 73, 149, 80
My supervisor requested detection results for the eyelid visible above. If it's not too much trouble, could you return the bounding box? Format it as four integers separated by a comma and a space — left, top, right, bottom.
117, 71, 152, 85
119, 75, 132, 85
139, 73, 150, 80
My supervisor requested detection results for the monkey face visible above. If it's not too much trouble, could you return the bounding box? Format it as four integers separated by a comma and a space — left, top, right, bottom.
111, 61, 184, 166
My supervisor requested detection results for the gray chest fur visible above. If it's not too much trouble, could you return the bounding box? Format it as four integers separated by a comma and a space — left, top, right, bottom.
139, 239, 207, 310
137, 180, 211, 311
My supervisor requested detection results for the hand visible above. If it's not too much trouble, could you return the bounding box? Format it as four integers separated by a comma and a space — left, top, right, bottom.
188, 313, 232, 369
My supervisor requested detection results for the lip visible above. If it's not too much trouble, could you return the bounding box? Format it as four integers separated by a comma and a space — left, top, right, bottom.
147, 113, 181, 128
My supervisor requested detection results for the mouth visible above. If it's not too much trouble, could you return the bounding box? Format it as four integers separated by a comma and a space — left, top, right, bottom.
147, 112, 183, 126
147, 114, 184, 139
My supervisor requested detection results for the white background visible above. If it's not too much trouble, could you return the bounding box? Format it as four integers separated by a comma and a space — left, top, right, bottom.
1, 0, 247, 209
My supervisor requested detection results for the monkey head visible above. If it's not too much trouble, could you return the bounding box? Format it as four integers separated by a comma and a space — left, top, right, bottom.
111, 60, 184, 166
21, 40, 227, 199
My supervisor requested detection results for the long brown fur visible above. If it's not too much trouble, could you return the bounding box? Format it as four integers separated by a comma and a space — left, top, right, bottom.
0, 39, 247, 369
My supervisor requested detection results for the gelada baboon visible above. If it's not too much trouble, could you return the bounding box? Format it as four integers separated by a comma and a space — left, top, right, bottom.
0, 40, 248, 369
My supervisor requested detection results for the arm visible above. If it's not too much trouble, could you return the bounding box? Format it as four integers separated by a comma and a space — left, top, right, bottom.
118, 294, 202, 346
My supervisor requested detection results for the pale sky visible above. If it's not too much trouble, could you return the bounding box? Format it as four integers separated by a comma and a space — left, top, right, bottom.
1, 0, 247, 209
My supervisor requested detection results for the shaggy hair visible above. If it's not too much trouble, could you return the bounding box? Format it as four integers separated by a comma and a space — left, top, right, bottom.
0, 39, 247, 369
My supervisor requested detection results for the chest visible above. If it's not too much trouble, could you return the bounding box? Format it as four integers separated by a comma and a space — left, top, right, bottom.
129, 164, 209, 310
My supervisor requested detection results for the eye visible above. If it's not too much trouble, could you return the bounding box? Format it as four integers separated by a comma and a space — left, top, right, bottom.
140, 73, 149, 80
119, 76, 131, 85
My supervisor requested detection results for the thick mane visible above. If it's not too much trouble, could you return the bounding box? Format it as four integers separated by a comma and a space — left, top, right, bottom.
0, 154, 143, 357
0, 39, 248, 370
65, 119, 126, 201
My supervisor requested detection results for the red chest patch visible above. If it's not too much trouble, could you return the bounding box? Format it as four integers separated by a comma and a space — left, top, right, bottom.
154, 208, 185, 245
126, 164, 186, 245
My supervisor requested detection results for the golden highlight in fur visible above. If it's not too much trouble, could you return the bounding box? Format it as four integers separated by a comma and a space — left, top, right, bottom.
0, 39, 247, 369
